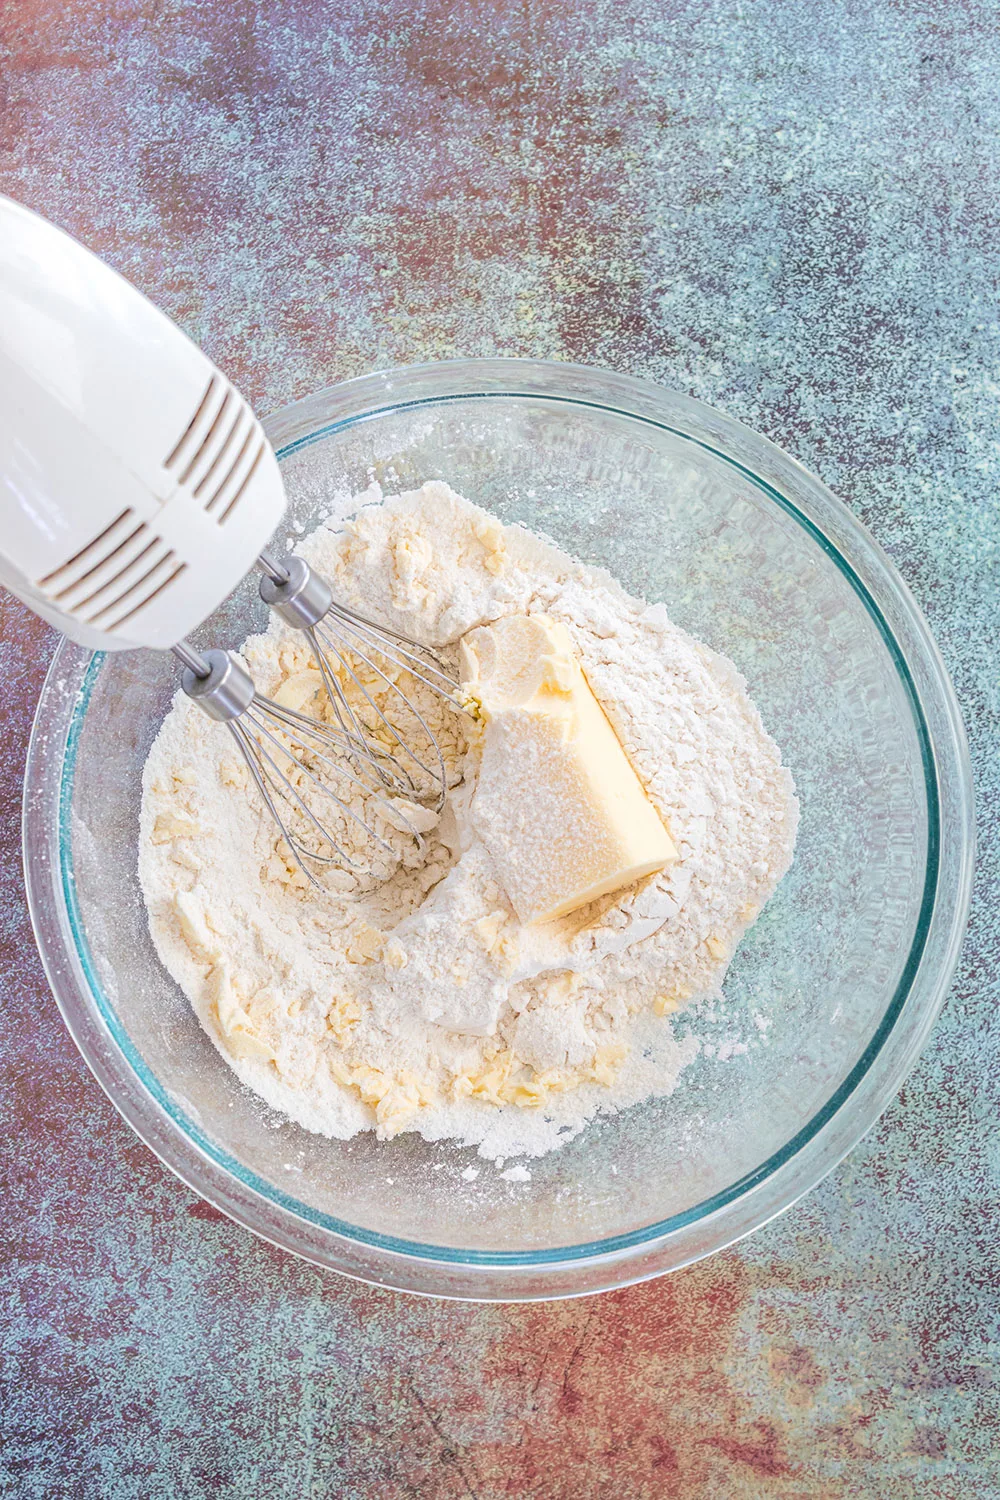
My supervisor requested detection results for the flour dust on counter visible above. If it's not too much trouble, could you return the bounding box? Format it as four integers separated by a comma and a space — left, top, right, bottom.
139, 482, 798, 1161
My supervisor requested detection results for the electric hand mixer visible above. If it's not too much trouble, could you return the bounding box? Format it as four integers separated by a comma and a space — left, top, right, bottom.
0, 195, 459, 884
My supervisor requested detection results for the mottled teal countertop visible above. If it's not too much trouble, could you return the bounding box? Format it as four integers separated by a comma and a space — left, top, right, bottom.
2, 0, 999, 1494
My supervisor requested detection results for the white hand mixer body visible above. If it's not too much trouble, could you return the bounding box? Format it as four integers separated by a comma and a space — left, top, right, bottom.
0, 194, 286, 651
0, 196, 459, 883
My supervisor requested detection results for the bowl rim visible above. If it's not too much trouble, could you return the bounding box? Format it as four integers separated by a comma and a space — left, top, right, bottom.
23, 357, 976, 1300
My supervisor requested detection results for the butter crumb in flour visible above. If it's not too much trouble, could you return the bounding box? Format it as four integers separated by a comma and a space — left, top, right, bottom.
138, 482, 798, 1161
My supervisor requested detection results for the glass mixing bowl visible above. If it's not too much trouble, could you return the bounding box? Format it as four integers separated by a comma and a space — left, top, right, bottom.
23, 360, 974, 1300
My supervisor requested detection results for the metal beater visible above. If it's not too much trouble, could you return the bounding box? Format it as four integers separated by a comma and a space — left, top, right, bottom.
171, 551, 463, 887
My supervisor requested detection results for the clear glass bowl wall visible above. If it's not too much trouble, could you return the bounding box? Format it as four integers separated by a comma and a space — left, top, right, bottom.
24, 362, 973, 1300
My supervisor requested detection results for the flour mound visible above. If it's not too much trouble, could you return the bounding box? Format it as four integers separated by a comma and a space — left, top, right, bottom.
138, 483, 798, 1161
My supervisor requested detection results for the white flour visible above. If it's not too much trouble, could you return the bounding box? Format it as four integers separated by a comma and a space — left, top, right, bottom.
139, 483, 798, 1161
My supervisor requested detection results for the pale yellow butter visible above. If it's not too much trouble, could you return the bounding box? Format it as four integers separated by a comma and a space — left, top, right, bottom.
459, 614, 676, 925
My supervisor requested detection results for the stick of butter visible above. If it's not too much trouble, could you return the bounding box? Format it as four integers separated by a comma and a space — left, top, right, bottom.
459, 614, 676, 925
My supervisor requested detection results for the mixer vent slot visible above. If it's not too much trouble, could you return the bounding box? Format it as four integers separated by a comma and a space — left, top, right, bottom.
163, 375, 218, 470
37, 508, 136, 590
35, 507, 186, 631
164, 373, 264, 525
204, 430, 266, 523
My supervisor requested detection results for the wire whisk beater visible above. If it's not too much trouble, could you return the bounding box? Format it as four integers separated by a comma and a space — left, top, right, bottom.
172, 553, 465, 889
